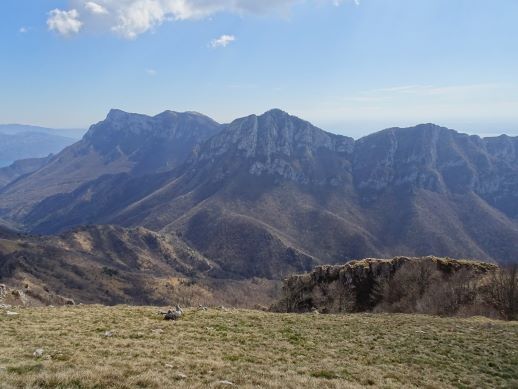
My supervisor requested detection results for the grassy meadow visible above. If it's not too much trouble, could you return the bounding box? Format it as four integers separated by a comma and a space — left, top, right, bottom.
0, 306, 517, 388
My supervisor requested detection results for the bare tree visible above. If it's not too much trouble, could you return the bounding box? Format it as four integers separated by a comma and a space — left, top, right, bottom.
487, 264, 518, 321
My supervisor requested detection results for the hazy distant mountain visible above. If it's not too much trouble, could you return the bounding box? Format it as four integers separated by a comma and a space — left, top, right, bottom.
1, 109, 517, 281
0, 124, 84, 167
0, 131, 75, 167
0, 124, 85, 139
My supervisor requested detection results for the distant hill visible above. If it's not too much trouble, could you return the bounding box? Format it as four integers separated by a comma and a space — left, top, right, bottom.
0, 132, 75, 163
0, 124, 85, 139
0, 109, 517, 283
0, 124, 85, 168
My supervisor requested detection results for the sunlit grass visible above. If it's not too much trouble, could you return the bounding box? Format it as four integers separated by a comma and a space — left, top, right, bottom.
0, 306, 517, 388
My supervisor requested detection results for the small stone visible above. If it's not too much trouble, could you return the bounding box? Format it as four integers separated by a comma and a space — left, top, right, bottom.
217, 380, 235, 386
175, 373, 187, 379
33, 348, 44, 358
103, 331, 113, 337
6, 311, 18, 316
152, 328, 164, 334
164, 364, 173, 368
164, 305, 183, 321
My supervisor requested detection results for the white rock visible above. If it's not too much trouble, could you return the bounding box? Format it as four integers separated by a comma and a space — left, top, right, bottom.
33, 348, 44, 357
217, 380, 235, 386
6, 311, 18, 316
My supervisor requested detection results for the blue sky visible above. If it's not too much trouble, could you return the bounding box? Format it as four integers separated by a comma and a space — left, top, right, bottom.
0, 0, 517, 138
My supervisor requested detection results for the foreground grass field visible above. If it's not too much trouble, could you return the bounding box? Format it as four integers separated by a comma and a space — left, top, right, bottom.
0, 306, 517, 388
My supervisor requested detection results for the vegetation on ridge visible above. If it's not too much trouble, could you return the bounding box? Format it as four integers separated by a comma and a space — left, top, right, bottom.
278, 257, 517, 321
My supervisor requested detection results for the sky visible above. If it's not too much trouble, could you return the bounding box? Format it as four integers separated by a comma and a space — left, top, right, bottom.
0, 0, 517, 138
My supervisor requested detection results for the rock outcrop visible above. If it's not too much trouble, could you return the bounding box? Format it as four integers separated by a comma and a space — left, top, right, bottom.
274, 256, 497, 313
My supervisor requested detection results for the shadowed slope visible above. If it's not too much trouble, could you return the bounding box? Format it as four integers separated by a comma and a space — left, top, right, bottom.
0, 110, 221, 218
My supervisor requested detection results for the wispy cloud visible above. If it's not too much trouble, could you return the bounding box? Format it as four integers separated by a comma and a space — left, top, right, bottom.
146, 68, 157, 76
19, 27, 29, 33
210, 34, 235, 48
46, 1, 347, 39
85, 1, 109, 15
47, 9, 83, 36
302, 83, 518, 130
358, 83, 507, 100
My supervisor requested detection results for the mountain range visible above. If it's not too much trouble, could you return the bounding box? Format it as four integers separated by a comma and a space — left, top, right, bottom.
0, 109, 517, 294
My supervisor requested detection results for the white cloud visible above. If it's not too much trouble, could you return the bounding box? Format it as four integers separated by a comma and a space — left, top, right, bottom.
47, 9, 83, 36
50, 0, 345, 39
110, 0, 170, 39
85, 1, 109, 14
19, 27, 29, 33
210, 34, 235, 48
146, 68, 157, 76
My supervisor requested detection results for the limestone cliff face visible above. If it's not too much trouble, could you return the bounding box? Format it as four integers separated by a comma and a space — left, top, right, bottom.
190, 109, 355, 186
275, 257, 497, 313
353, 126, 518, 218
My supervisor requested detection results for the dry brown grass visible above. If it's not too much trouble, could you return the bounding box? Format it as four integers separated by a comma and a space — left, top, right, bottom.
0, 306, 517, 388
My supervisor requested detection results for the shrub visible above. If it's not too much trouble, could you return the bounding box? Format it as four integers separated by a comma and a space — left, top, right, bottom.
373, 260, 490, 318
485, 264, 518, 321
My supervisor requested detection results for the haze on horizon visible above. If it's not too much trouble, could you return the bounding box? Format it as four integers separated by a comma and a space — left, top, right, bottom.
1, 0, 517, 138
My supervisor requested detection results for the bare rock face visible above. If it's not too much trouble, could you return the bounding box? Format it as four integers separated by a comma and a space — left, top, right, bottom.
275, 256, 497, 313
353, 125, 518, 218
190, 109, 354, 186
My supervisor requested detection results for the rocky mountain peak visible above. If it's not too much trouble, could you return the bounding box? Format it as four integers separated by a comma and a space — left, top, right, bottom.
105, 108, 133, 121
87, 109, 220, 139
188, 110, 354, 186
206, 109, 353, 158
